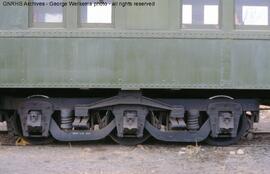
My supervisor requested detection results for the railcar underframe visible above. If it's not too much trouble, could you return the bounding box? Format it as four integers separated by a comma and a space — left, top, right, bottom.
0, 90, 260, 145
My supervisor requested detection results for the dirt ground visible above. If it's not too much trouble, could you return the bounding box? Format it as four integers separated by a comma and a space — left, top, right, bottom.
0, 109, 270, 174
0, 138, 270, 174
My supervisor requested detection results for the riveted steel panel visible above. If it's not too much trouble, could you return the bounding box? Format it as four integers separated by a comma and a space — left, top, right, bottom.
1, 37, 270, 89
230, 40, 270, 88
0, 38, 222, 89
0, 0, 270, 90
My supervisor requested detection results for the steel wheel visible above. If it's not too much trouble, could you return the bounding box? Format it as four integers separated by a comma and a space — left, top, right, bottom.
8, 112, 54, 145
205, 115, 249, 146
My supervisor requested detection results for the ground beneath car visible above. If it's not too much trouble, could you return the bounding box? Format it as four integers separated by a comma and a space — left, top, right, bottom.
0, 137, 270, 174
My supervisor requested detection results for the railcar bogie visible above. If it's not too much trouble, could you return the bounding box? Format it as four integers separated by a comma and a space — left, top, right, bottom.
0, 90, 259, 146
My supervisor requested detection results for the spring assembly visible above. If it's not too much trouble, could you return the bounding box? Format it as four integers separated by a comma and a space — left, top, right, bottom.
187, 110, 200, 130
60, 109, 73, 129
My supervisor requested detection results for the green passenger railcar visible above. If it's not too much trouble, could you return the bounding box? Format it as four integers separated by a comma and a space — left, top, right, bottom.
0, 0, 268, 145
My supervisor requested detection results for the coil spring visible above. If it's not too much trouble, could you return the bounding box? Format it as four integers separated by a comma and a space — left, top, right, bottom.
187, 110, 200, 130
60, 109, 73, 129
